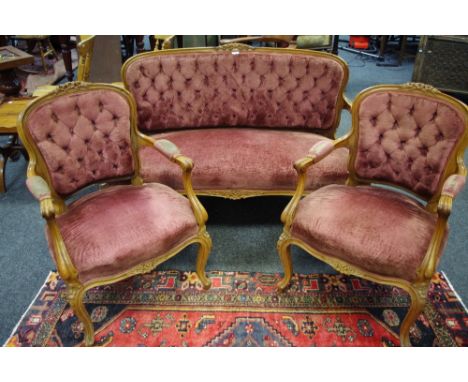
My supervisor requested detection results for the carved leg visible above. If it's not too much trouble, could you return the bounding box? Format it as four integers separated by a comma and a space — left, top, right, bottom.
196, 231, 212, 290
277, 232, 293, 292
67, 285, 94, 346
400, 281, 429, 347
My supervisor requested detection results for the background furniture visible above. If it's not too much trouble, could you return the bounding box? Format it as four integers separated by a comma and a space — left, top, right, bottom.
150, 35, 177, 50
32, 35, 97, 97
412, 35, 468, 102
277, 82, 467, 346
219, 35, 295, 48
17, 82, 212, 345
0, 98, 31, 192
76, 35, 95, 81
219, 36, 338, 53
10, 35, 58, 73
122, 43, 352, 199
0, 45, 34, 96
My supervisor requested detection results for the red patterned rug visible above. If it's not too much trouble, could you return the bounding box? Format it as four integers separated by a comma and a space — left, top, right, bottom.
4, 270, 467, 347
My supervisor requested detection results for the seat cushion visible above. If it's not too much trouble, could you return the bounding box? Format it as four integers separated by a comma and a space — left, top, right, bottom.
291, 185, 445, 282
49, 184, 198, 284
139, 128, 349, 192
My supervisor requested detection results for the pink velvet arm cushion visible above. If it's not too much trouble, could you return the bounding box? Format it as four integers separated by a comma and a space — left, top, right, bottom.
307, 139, 335, 162
153, 139, 181, 160
441, 174, 466, 198
26, 176, 52, 201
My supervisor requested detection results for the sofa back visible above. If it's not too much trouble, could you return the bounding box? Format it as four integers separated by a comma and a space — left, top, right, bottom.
122, 46, 348, 135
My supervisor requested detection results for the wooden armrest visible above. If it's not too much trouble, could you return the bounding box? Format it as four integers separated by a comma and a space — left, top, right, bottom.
281, 135, 350, 229
307, 140, 335, 161
153, 139, 182, 161
437, 174, 466, 218
137, 133, 207, 226
441, 174, 466, 198
294, 139, 337, 173
26, 176, 56, 219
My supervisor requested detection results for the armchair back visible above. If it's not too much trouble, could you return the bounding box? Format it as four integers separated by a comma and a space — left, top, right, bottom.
18, 83, 139, 197
122, 45, 349, 137
349, 84, 468, 200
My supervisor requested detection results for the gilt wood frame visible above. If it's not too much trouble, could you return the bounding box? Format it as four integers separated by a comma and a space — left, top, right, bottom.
17, 81, 212, 346
277, 82, 468, 346
121, 43, 351, 199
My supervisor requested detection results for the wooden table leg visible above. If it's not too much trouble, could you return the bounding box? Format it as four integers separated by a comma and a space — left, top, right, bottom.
135, 36, 145, 53
59, 35, 73, 81
0, 134, 28, 193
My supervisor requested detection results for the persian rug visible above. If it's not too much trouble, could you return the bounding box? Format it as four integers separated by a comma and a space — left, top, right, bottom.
4, 270, 467, 347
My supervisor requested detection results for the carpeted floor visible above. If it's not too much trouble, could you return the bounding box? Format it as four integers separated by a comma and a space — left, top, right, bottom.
1, 45, 467, 344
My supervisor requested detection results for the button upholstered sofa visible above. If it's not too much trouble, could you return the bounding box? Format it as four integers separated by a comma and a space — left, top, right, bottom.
122, 44, 351, 198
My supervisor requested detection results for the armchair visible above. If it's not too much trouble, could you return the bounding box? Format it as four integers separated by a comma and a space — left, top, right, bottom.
277, 83, 468, 346
17, 81, 212, 346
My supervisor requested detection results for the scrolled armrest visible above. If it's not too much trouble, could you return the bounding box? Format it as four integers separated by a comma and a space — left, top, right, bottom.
294, 139, 337, 173
441, 174, 466, 198
307, 140, 335, 162
137, 133, 207, 226
26, 176, 56, 219
153, 139, 182, 161
437, 174, 466, 218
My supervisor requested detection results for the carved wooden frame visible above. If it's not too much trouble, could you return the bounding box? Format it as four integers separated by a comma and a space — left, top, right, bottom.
76, 35, 96, 82
277, 82, 468, 346
121, 43, 351, 199
17, 81, 212, 346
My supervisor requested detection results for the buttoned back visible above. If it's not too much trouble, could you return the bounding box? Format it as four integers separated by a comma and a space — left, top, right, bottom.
354, 89, 466, 198
124, 50, 346, 133
24, 88, 134, 196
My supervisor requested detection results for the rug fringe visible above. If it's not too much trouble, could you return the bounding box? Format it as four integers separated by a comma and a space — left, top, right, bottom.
3, 271, 55, 346
440, 270, 468, 313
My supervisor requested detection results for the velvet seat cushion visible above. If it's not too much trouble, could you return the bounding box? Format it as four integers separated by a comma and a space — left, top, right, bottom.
139, 128, 349, 191
48, 184, 198, 284
291, 185, 444, 282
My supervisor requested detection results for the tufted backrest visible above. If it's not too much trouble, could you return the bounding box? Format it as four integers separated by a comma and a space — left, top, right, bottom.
24, 88, 134, 196
123, 50, 346, 132
354, 89, 466, 198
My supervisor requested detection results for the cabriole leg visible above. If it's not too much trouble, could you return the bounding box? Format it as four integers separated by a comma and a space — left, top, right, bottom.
67, 285, 95, 346
196, 231, 212, 290
400, 281, 429, 347
277, 232, 293, 292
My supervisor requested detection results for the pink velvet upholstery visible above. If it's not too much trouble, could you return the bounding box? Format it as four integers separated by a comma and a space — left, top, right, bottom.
139, 128, 349, 191
124, 52, 345, 132
355, 91, 465, 198
48, 184, 198, 284
291, 185, 445, 282
25, 90, 134, 196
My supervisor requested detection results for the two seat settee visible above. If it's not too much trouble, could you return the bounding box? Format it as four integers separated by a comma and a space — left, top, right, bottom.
122, 44, 351, 197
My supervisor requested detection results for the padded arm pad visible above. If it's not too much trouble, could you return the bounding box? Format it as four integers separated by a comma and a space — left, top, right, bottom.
153, 139, 181, 160
441, 174, 466, 198
307, 139, 335, 162
26, 176, 52, 201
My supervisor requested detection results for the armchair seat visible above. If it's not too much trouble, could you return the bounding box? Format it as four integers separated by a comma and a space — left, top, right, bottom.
140, 128, 349, 192
49, 183, 198, 284
291, 184, 445, 282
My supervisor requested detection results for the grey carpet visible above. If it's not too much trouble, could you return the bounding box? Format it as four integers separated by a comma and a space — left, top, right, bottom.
1, 47, 467, 344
